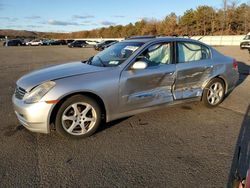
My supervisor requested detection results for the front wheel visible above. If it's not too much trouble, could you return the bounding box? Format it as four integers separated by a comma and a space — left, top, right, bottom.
55, 95, 101, 138
202, 78, 225, 108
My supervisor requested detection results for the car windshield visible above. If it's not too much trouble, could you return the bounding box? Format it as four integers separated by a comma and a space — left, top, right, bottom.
243, 35, 250, 40
90, 42, 144, 67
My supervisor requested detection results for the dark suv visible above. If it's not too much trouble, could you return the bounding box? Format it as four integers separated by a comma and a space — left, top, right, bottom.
51, 40, 67, 45
94, 40, 118, 51
3, 39, 24, 46
68, 40, 87, 48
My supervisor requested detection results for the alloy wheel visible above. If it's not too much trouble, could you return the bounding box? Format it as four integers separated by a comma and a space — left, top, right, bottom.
207, 82, 224, 105
61, 102, 97, 135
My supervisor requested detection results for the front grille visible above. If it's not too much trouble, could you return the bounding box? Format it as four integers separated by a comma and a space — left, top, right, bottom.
241, 42, 250, 45
15, 86, 27, 100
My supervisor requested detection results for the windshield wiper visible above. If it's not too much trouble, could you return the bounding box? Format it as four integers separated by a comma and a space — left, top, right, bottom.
83, 56, 106, 67
96, 56, 106, 67
82, 56, 93, 64
87, 57, 93, 65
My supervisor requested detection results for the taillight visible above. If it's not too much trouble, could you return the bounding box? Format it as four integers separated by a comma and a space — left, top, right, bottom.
233, 59, 238, 71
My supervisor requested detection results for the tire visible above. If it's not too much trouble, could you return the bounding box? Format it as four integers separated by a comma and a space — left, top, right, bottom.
55, 95, 101, 139
202, 78, 225, 108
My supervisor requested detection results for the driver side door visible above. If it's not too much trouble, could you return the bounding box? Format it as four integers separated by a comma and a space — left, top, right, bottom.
119, 42, 176, 112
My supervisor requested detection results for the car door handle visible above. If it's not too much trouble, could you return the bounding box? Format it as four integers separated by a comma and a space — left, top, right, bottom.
167, 72, 174, 75
205, 65, 213, 69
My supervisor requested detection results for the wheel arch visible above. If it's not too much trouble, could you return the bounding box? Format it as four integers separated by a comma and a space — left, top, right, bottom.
201, 75, 228, 100
48, 91, 107, 130
215, 75, 228, 93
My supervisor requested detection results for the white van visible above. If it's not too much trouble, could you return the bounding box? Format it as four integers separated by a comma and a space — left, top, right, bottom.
240, 32, 250, 49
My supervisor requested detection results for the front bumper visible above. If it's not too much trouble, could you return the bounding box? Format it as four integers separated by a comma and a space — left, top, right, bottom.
240, 43, 250, 49
12, 95, 53, 134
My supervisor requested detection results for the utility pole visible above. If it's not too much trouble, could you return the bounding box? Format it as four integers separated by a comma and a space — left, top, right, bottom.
244, 6, 247, 34
211, 10, 215, 35
223, 0, 227, 31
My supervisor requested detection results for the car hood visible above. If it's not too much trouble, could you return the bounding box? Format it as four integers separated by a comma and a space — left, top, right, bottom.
17, 61, 106, 91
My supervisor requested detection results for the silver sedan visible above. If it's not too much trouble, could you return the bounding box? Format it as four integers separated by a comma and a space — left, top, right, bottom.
12, 37, 239, 138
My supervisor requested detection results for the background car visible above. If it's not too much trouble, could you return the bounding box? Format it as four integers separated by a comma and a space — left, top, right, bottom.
50, 40, 67, 45
240, 32, 250, 49
26, 39, 43, 46
98, 41, 118, 51
3, 39, 23, 46
66, 39, 74, 44
68, 40, 87, 48
42, 39, 53, 45
86, 40, 99, 46
94, 40, 118, 51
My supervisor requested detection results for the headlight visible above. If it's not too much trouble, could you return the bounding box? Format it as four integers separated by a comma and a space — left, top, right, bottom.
24, 81, 56, 104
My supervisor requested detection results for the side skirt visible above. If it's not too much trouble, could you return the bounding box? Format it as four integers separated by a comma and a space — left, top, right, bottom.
107, 97, 201, 122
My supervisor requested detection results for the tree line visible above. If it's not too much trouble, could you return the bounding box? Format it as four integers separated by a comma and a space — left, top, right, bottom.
43, 1, 250, 39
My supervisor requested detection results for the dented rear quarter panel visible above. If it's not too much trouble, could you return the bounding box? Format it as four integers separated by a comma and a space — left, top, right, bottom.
207, 48, 239, 93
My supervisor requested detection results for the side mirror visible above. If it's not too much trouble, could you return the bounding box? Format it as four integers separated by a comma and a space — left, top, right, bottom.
131, 61, 147, 70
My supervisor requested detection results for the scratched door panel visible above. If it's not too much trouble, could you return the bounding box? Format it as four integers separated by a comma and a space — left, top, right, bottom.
174, 41, 213, 99
174, 59, 213, 99
119, 64, 176, 112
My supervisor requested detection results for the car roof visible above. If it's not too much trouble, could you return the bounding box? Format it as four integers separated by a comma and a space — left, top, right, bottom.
122, 37, 204, 45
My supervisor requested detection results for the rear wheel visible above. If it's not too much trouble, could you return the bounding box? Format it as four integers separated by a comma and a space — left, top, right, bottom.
55, 95, 101, 138
202, 78, 225, 108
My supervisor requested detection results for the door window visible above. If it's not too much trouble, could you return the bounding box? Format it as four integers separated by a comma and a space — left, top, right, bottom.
137, 43, 172, 67
177, 42, 210, 63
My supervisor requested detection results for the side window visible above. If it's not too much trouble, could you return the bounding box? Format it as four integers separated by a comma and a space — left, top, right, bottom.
244, 35, 250, 40
138, 43, 172, 67
177, 42, 210, 63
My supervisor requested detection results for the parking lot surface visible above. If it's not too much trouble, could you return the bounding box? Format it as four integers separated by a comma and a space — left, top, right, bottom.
0, 45, 249, 187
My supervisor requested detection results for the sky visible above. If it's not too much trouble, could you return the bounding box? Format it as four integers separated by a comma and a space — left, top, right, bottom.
0, 0, 249, 32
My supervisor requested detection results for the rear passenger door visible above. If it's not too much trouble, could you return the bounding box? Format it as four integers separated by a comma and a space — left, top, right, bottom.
174, 41, 212, 99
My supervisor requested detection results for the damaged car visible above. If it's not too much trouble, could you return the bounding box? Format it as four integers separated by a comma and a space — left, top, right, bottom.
12, 36, 239, 138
